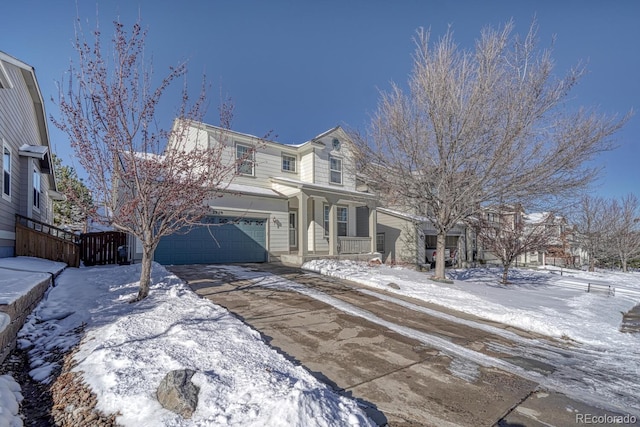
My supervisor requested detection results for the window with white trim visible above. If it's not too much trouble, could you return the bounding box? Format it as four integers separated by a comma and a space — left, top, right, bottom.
329, 156, 342, 184
282, 154, 296, 173
324, 205, 348, 237
33, 165, 41, 210
323, 204, 330, 237
337, 206, 348, 236
2, 144, 10, 199
376, 233, 385, 253
236, 143, 254, 176
289, 212, 297, 247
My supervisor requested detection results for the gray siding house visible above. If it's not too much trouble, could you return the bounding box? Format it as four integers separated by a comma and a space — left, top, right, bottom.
0, 51, 61, 257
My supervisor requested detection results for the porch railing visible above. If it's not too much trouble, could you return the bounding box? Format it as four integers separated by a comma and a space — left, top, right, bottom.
338, 237, 371, 254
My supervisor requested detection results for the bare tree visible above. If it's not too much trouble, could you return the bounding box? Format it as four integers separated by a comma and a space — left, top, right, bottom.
475, 207, 555, 283
52, 19, 240, 300
607, 194, 640, 272
573, 195, 609, 271
354, 20, 630, 279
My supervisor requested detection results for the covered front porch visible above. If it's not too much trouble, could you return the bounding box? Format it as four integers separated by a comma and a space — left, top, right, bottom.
271, 178, 378, 266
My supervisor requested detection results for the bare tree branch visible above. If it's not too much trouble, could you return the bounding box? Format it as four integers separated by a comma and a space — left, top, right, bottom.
354, 19, 631, 279
476, 207, 557, 283
51, 17, 240, 300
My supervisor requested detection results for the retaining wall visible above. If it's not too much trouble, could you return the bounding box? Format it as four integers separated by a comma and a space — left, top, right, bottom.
0, 275, 52, 364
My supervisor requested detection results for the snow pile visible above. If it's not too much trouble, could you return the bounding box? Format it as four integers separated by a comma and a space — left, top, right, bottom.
0, 375, 22, 427
17, 263, 373, 427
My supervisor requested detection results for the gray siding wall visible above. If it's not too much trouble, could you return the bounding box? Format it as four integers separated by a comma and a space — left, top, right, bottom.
377, 211, 419, 265
0, 60, 54, 257
0, 141, 18, 237
313, 139, 357, 191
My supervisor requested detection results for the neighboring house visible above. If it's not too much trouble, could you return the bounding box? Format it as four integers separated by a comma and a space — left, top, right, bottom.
473, 204, 523, 266
376, 208, 468, 267
515, 213, 588, 268
472, 206, 589, 268
0, 52, 62, 258
132, 121, 378, 266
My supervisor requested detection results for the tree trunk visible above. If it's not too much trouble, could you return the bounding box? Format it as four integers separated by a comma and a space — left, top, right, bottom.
137, 247, 154, 301
588, 257, 596, 272
434, 232, 447, 279
502, 262, 510, 284
622, 258, 628, 273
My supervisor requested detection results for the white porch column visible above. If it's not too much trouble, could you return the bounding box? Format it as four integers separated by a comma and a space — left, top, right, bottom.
298, 193, 308, 257
369, 206, 377, 253
329, 203, 338, 255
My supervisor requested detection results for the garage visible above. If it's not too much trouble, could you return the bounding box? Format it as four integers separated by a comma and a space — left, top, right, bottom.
154, 216, 267, 265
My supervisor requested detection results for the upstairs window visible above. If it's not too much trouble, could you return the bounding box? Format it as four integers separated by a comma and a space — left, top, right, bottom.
329, 156, 342, 184
236, 143, 254, 176
33, 166, 41, 210
282, 154, 296, 173
2, 145, 10, 198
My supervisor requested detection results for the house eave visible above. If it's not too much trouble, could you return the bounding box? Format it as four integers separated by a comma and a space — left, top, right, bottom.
270, 176, 377, 201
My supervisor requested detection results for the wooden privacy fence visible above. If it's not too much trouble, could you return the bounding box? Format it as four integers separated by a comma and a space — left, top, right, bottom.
80, 231, 127, 266
15, 214, 81, 267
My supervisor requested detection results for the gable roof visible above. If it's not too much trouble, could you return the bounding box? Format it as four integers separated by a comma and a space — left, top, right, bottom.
0, 51, 57, 191
180, 119, 350, 153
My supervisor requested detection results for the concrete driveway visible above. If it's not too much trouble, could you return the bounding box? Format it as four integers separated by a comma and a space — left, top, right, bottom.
168, 263, 633, 427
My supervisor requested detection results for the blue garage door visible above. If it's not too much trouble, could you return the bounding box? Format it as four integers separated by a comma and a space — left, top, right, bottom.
154, 216, 267, 265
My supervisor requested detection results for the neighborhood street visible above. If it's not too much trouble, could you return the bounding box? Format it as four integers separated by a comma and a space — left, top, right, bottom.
168, 263, 636, 427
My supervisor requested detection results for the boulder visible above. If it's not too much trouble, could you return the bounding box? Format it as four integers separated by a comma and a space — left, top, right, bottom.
156, 369, 199, 418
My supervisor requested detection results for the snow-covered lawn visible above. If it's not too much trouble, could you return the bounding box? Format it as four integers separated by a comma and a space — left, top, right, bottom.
303, 260, 640, 346
1, 259, 373, 427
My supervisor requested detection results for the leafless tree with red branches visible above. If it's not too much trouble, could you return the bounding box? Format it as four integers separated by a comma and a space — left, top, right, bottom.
52, 18, 241, 300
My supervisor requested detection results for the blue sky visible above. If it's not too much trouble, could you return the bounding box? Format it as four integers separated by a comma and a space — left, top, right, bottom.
2, 0, 638, 200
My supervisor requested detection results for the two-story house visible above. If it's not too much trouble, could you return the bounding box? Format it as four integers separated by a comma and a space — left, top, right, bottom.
472, 206, 589, 268
0, 52, 61, 258
516, 213, 588, 268
136, 120, 378, 266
